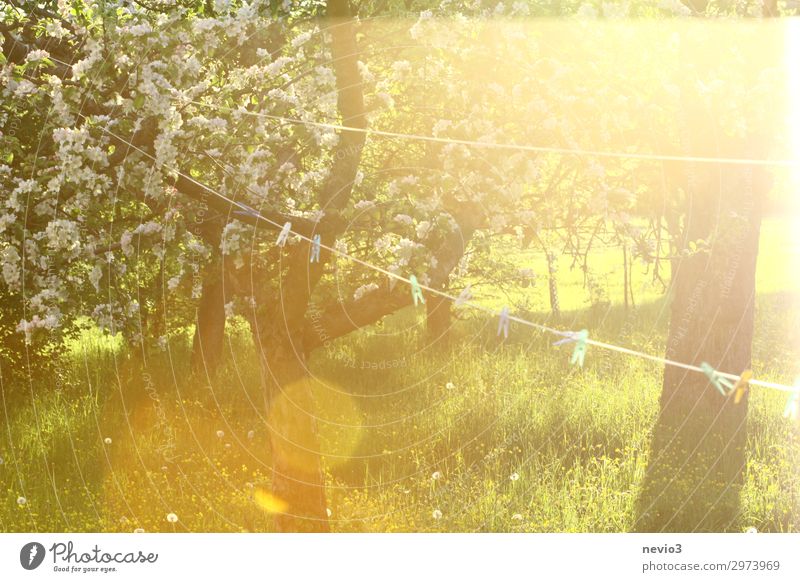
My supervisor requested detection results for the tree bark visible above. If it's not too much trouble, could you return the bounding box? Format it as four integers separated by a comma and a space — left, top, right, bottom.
251, 0, 366, 532
259, 330, 330, 532
547, 251, 561, 319
190, 270, 227, 378
634, 96, 769, 531
426, 294, 451, 340
424, 217, 476, 341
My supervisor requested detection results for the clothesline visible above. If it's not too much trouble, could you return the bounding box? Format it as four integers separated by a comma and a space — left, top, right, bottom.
188, 100, 800, 168
90, 119, 800, 396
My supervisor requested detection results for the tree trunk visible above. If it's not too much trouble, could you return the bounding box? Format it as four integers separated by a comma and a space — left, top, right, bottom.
258, 330, 330, 532
623, 245, 630, 310
634, 97, 769, 531
547, 252, 561, 319
190, 271, 227, 377
424, 215, 477, 341
250, 0, 366, 532
426, 293, 451, 340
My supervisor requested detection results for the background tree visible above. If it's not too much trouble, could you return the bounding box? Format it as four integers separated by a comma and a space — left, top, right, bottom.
634, 12, 784, 530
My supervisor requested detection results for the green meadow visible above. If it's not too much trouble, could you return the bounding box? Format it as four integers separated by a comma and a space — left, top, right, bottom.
2, 218, 798, 533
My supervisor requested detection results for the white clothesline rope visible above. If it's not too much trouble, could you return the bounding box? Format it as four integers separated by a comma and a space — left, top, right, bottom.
90, 119, 800, 395
188, 100, 800, 168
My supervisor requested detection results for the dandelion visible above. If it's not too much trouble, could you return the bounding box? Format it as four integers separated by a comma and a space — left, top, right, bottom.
216, 430, 225, 438
445, 382, 455, 390
510, 472, 520, 482
431, 471, 441, 481
104, 437, 112, 445
432, 509, 442, 520
166, 512, 178, 523
17, 496, 26, 506
512, 513, 523, 521
133, 528, 145, 533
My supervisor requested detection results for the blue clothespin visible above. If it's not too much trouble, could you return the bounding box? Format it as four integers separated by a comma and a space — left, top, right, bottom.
553, 329, 589, 367
455, 284, 472, 307
276, 221, 291, 247
410, 275, 425, 306
310, 234, 321, 263
784, 390, 799, 421
700, 362, 734, 396
497, 306, 510, 339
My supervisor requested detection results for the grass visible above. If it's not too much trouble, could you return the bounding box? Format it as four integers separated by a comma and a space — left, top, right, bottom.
1, 218, 798, 532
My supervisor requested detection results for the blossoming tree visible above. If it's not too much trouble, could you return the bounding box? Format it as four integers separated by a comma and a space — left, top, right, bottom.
3, 0, 778, 532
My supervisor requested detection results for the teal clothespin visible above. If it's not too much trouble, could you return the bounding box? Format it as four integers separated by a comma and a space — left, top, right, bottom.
784, 390, 799, 421
553, 329, 589, 367
455, 284, 472, 307
497, 306, 510, 339
700, 362, 734, 396
276, 221, 291, 247
310, 234, 321, 263
410, 275, 425, 306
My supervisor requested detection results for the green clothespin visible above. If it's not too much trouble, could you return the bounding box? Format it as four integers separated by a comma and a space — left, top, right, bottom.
570, 330, 588, 367
553, 329, 589, 367
410, 275, 425, 307
700, 362, 734, 396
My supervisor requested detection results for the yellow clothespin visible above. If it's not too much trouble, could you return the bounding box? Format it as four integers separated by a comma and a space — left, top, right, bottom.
730, 370, 752, 404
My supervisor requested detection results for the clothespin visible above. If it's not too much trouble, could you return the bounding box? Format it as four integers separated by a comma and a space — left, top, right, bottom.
410, 275, 425, 306
309, 234, 321, 263
233, 203, 260, 219
784, 390, 799, 421
700, 362, 734, 396
276, 221, 292, 247
455, 284, 472, 307
497, 306, 510, 339
552, 329, 589, 367
730, 370, 752, 404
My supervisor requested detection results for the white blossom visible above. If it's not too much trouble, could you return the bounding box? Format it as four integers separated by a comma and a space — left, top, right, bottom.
25, 49, 50, 63
353, 283, 379, 301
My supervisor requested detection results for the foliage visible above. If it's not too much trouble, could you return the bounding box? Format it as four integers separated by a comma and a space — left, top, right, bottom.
1, 222, 797, 531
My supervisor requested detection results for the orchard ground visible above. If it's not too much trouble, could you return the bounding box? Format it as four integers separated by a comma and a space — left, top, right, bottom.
1, 217, 798, 533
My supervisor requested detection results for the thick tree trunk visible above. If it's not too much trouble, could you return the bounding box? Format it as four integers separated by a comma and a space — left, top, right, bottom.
250, 0, 366, 532
634, 97, 769, 531
426, 294, 451, 339
258, 330, 330, 532
424, 218, 475, 341
191, 272, 227, 377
